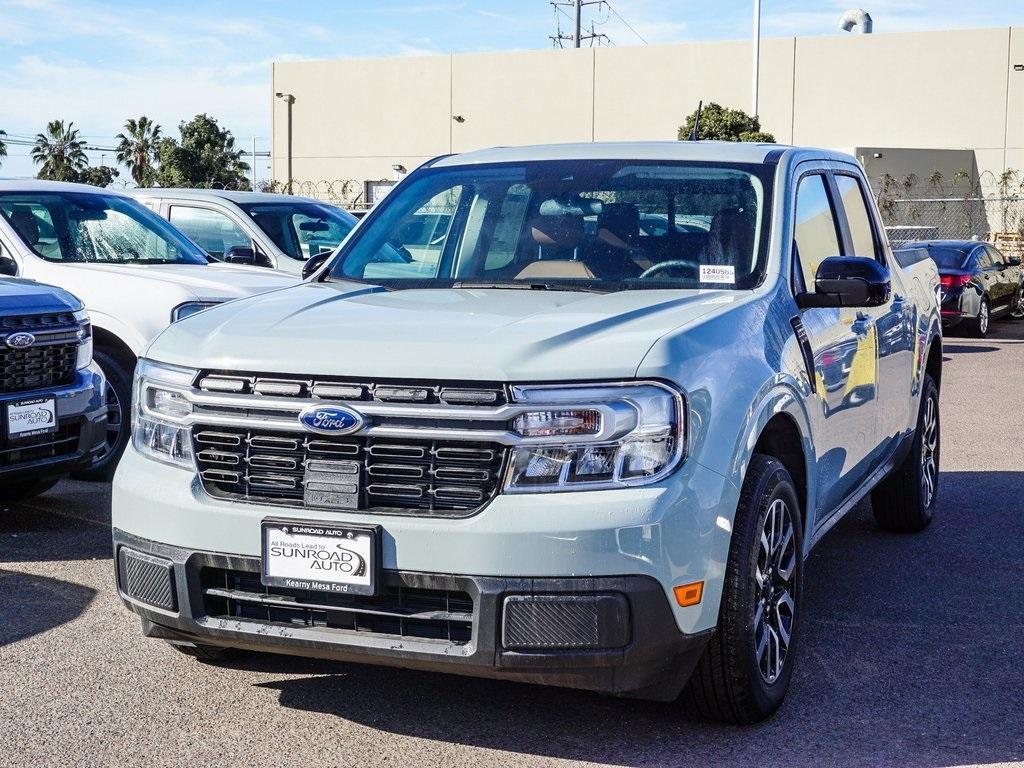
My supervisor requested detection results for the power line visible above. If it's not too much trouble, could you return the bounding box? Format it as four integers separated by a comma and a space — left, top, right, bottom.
604, 1, 648, 44
549, 1, 611, 48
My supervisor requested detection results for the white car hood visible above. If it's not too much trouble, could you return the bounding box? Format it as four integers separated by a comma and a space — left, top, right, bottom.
53, 262, 297, 300
150, 281, 740, 381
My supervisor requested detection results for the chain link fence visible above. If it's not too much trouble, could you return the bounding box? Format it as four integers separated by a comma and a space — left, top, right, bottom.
881, 195, 1024, 249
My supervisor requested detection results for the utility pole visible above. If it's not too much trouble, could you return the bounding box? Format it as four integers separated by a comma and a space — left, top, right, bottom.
751, 0, 761, 117
550, 0, 609, 48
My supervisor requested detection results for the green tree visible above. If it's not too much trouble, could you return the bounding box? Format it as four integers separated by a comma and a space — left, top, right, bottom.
677, 103, 775, 143
115, 116, 161, 186
32, 120, 89, 181
76, 165, 120, 188
154, 114, 250, 189
0, 129, 7, 169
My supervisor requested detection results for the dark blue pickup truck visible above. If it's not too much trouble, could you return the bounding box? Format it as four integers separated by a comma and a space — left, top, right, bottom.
0, 277, 106, 501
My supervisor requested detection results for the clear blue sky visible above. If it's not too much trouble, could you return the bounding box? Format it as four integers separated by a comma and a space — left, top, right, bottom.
0, 0, 1019, 180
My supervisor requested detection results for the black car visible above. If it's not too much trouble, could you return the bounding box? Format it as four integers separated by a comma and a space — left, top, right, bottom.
905, 240, 1024, 337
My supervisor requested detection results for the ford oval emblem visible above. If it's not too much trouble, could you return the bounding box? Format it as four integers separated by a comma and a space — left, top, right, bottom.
298, 404, 363, 435
5, 332, 35, 350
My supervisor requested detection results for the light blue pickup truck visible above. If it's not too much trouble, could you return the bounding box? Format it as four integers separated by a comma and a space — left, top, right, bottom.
112, 142, 941, 723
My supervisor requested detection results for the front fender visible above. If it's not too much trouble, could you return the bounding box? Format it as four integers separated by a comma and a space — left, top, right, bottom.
90, 310, 149, 357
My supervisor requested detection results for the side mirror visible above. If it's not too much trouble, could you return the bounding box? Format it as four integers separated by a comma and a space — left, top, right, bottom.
0, 253, 17, 277
224, 245, 257, 265
796, 256, 891, 309
302, 251, 332, 280
1007, 256, 1021, 267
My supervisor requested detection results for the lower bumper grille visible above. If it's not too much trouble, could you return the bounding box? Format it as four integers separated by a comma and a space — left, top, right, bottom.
201, 568, 473, 644
193, 426, 506, 516
0, 422, 80, 467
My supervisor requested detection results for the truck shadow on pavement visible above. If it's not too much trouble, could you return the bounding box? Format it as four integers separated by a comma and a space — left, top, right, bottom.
0, 570, 96, 647
250, 469, 1024, 768
0, 480, 112, 563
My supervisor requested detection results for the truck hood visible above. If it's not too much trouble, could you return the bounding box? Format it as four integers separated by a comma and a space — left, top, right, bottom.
51, 262, 297, 300
0, 277, 81, 316
150, 281, 742, 380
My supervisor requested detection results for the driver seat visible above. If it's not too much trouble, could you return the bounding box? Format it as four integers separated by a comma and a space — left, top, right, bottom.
8, 206, 40, 247
703, 207, 755, 273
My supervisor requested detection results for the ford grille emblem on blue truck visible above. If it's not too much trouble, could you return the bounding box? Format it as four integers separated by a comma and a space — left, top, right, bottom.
5, 332, 36, 349
298, 404, 363, 435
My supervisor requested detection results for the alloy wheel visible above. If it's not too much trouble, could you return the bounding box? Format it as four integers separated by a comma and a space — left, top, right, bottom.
920, 392, 938, 508
1011, 289, 1024, 319
97, 382, 123, 463
754, 498, 798, 684
979, 302, 989, 335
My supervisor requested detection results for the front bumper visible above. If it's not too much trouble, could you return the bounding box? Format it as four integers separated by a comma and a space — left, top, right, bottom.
114, 528, 712, 700
0, 366, 107, 482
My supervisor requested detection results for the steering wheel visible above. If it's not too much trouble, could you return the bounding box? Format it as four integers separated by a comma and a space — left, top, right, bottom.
639, 259, 700, 279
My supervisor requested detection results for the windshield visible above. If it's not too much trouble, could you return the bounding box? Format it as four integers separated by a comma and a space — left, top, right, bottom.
330, 160, 773, 291
239, 202, 356, 261
0, 191, 208, 265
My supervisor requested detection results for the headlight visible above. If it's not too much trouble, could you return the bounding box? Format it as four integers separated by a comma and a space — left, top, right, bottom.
73, 308, 92, 370
170, 301, 222, 323
504, 382, 685, 492
132, 359, 197, 469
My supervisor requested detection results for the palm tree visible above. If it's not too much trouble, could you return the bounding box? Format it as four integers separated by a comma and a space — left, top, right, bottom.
0, 130, 6, 169
31, 120, 88, 181
115, 116, 161, 186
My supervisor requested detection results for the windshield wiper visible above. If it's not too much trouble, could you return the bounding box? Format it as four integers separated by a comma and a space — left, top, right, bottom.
452, 280, 612, 294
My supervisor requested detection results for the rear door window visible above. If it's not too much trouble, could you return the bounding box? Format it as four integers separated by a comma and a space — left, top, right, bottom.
834, 175, 880, 261
169, 205, 250, 260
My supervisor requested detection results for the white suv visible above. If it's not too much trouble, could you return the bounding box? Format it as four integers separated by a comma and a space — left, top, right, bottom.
0, 180, 296, 478
128, 189, 358, 275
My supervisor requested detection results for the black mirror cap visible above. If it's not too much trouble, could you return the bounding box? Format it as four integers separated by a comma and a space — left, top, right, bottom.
1008, 256, 1022, 267
302, 251, 332, 280
223, 246, 257, 265
797, 256, 891, 308
0, 255, 17, 277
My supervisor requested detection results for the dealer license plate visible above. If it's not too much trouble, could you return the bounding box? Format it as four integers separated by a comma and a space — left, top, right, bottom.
6, 397, 57, 439
261, 520, 378, 596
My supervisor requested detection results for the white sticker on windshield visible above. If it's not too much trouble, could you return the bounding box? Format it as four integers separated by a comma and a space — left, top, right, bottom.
699, 264, 736, 284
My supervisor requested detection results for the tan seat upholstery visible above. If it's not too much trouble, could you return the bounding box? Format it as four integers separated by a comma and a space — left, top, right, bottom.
515, 260, 596, 279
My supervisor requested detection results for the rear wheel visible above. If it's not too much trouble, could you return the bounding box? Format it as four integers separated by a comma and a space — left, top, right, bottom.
683, 454, 803, 724
871, 373, 939, 532
968, 298, 990, 337
1009, 286, 1024, 320
0, 477, 59, 503
72, 347, 133, 481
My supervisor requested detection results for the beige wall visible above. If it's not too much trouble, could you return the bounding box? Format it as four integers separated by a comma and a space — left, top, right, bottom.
272, 26, 1024, 202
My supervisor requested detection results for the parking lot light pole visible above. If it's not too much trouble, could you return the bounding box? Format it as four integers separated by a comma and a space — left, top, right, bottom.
274, 91, 295, 194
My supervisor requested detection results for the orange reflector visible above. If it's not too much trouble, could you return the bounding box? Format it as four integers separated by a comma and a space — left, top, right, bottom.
673, 581, 704, 607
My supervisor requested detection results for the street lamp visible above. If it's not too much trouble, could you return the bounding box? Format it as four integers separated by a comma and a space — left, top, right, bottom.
275, 91, 295, 193
751, 0, 761, 117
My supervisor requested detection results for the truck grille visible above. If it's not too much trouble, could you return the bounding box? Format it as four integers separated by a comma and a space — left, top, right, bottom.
201, 568, 473, 644
0, 312, 81, 394
193, 427, 506, 516
197, 371, 508, 407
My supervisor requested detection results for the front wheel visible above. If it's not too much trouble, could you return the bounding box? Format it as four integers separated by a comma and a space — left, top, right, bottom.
871, 373, 940, 532
72, 348, 133, 481
683, 454, 803, 723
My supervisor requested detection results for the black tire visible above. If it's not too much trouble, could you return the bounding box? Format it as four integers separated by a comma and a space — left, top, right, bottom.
683, 454, 803, 724
72, 347, 133, 481
1009, 285, 1024, 320
968, 298, 990, 337
166, 641, 238, 663
0, 477, 60, 503
871, 373, 940, 533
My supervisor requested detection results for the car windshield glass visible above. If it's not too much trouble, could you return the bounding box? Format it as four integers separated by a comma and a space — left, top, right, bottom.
239, 202, 356, 261
0, 191, 208, 265
926, 247, 970, 269
330, 160, 774, 291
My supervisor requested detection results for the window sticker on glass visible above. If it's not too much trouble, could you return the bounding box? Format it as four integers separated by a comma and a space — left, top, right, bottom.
700, 264, 736, 284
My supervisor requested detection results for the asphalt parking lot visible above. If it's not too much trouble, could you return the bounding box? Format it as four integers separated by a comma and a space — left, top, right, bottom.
2, 324, 1023, 768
